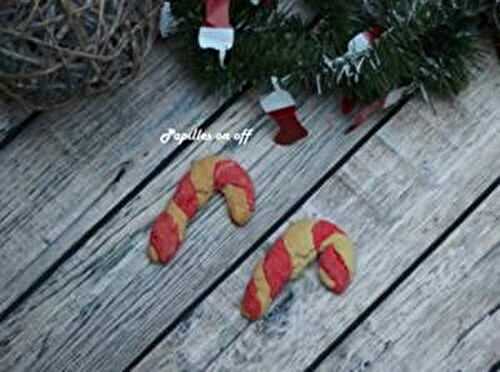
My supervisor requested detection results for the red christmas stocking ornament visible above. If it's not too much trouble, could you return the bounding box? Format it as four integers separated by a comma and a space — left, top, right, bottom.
204, 0, 231, 27
347, 26, 383, 54
198, 0, 234, 66
260, 78, 308, 145
339, 26, 383, 119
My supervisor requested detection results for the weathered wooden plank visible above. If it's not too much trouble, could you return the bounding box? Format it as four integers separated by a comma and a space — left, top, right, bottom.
0, 74, 385, 370
130, 52, 500, 372
0, 1, 301, 317
316, 188, 500, 372
0, 42, 227, 314
0, 101, 31, 144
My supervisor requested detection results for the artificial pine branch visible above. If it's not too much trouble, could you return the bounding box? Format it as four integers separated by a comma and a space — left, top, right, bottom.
168, 0, 495, 103
308, 0, 488, 102
169, 0, 312, 94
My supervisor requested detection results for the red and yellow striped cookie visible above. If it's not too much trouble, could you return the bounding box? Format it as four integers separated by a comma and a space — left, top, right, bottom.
241, 219, 355, 320
149, 156, 255, 264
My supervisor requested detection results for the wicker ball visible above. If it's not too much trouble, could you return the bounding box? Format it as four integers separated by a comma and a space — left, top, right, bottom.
0, 1, 160, 110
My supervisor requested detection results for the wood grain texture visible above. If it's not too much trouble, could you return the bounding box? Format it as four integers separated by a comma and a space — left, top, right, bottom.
0, 41, 227, 315
0, 101, 31, 143
132, 53, 500, 372
316, 189, 500, 372
0, 80, 381, 371
0, 0, 302, 317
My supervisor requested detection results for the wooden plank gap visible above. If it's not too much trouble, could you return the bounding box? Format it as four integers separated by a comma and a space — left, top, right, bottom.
490, 360, 500, 372
0, 86, 249, 325
0, 0, 365, 324
123, 96, 409, 372
0, 2, 317, 319
0, 0, 307, 316
0, 111, 40, 151
304, 174, 500, 372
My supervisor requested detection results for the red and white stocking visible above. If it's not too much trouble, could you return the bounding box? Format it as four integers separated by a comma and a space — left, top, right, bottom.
338, 26, 383, 117
260, 78, 308, 146
347, 26, 383, 55
198, 0, 234, 67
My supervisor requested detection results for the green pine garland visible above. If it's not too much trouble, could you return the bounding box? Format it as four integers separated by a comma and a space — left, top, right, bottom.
169, 0, 314, 94
167, 0, 495, 104
318, 0, 488, 102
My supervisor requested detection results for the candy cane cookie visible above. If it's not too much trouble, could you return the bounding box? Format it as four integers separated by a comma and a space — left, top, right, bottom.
241, 219, 355, 320
149, 156, 255, 264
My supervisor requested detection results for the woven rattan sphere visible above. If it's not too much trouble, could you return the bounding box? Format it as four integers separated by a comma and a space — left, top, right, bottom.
0, 1, 160, 110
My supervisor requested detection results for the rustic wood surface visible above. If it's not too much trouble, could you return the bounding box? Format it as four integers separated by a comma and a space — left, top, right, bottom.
133, 54, 500, 372
0, 41, 228, 314
0, 79, 383, 371
0, 18, 498, 372
0, 1, 302, 318
315, 189, 500, 372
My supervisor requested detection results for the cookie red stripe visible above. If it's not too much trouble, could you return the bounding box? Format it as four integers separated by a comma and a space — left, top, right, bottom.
214, 160, 255, 211
262, 238, 293, 299
312, 220, 345, 251
241, 239, 291, 320
172, 173, 199, 219
241, 279, 262, 320
318, 246, 351, 294
149, 212, 181, 263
